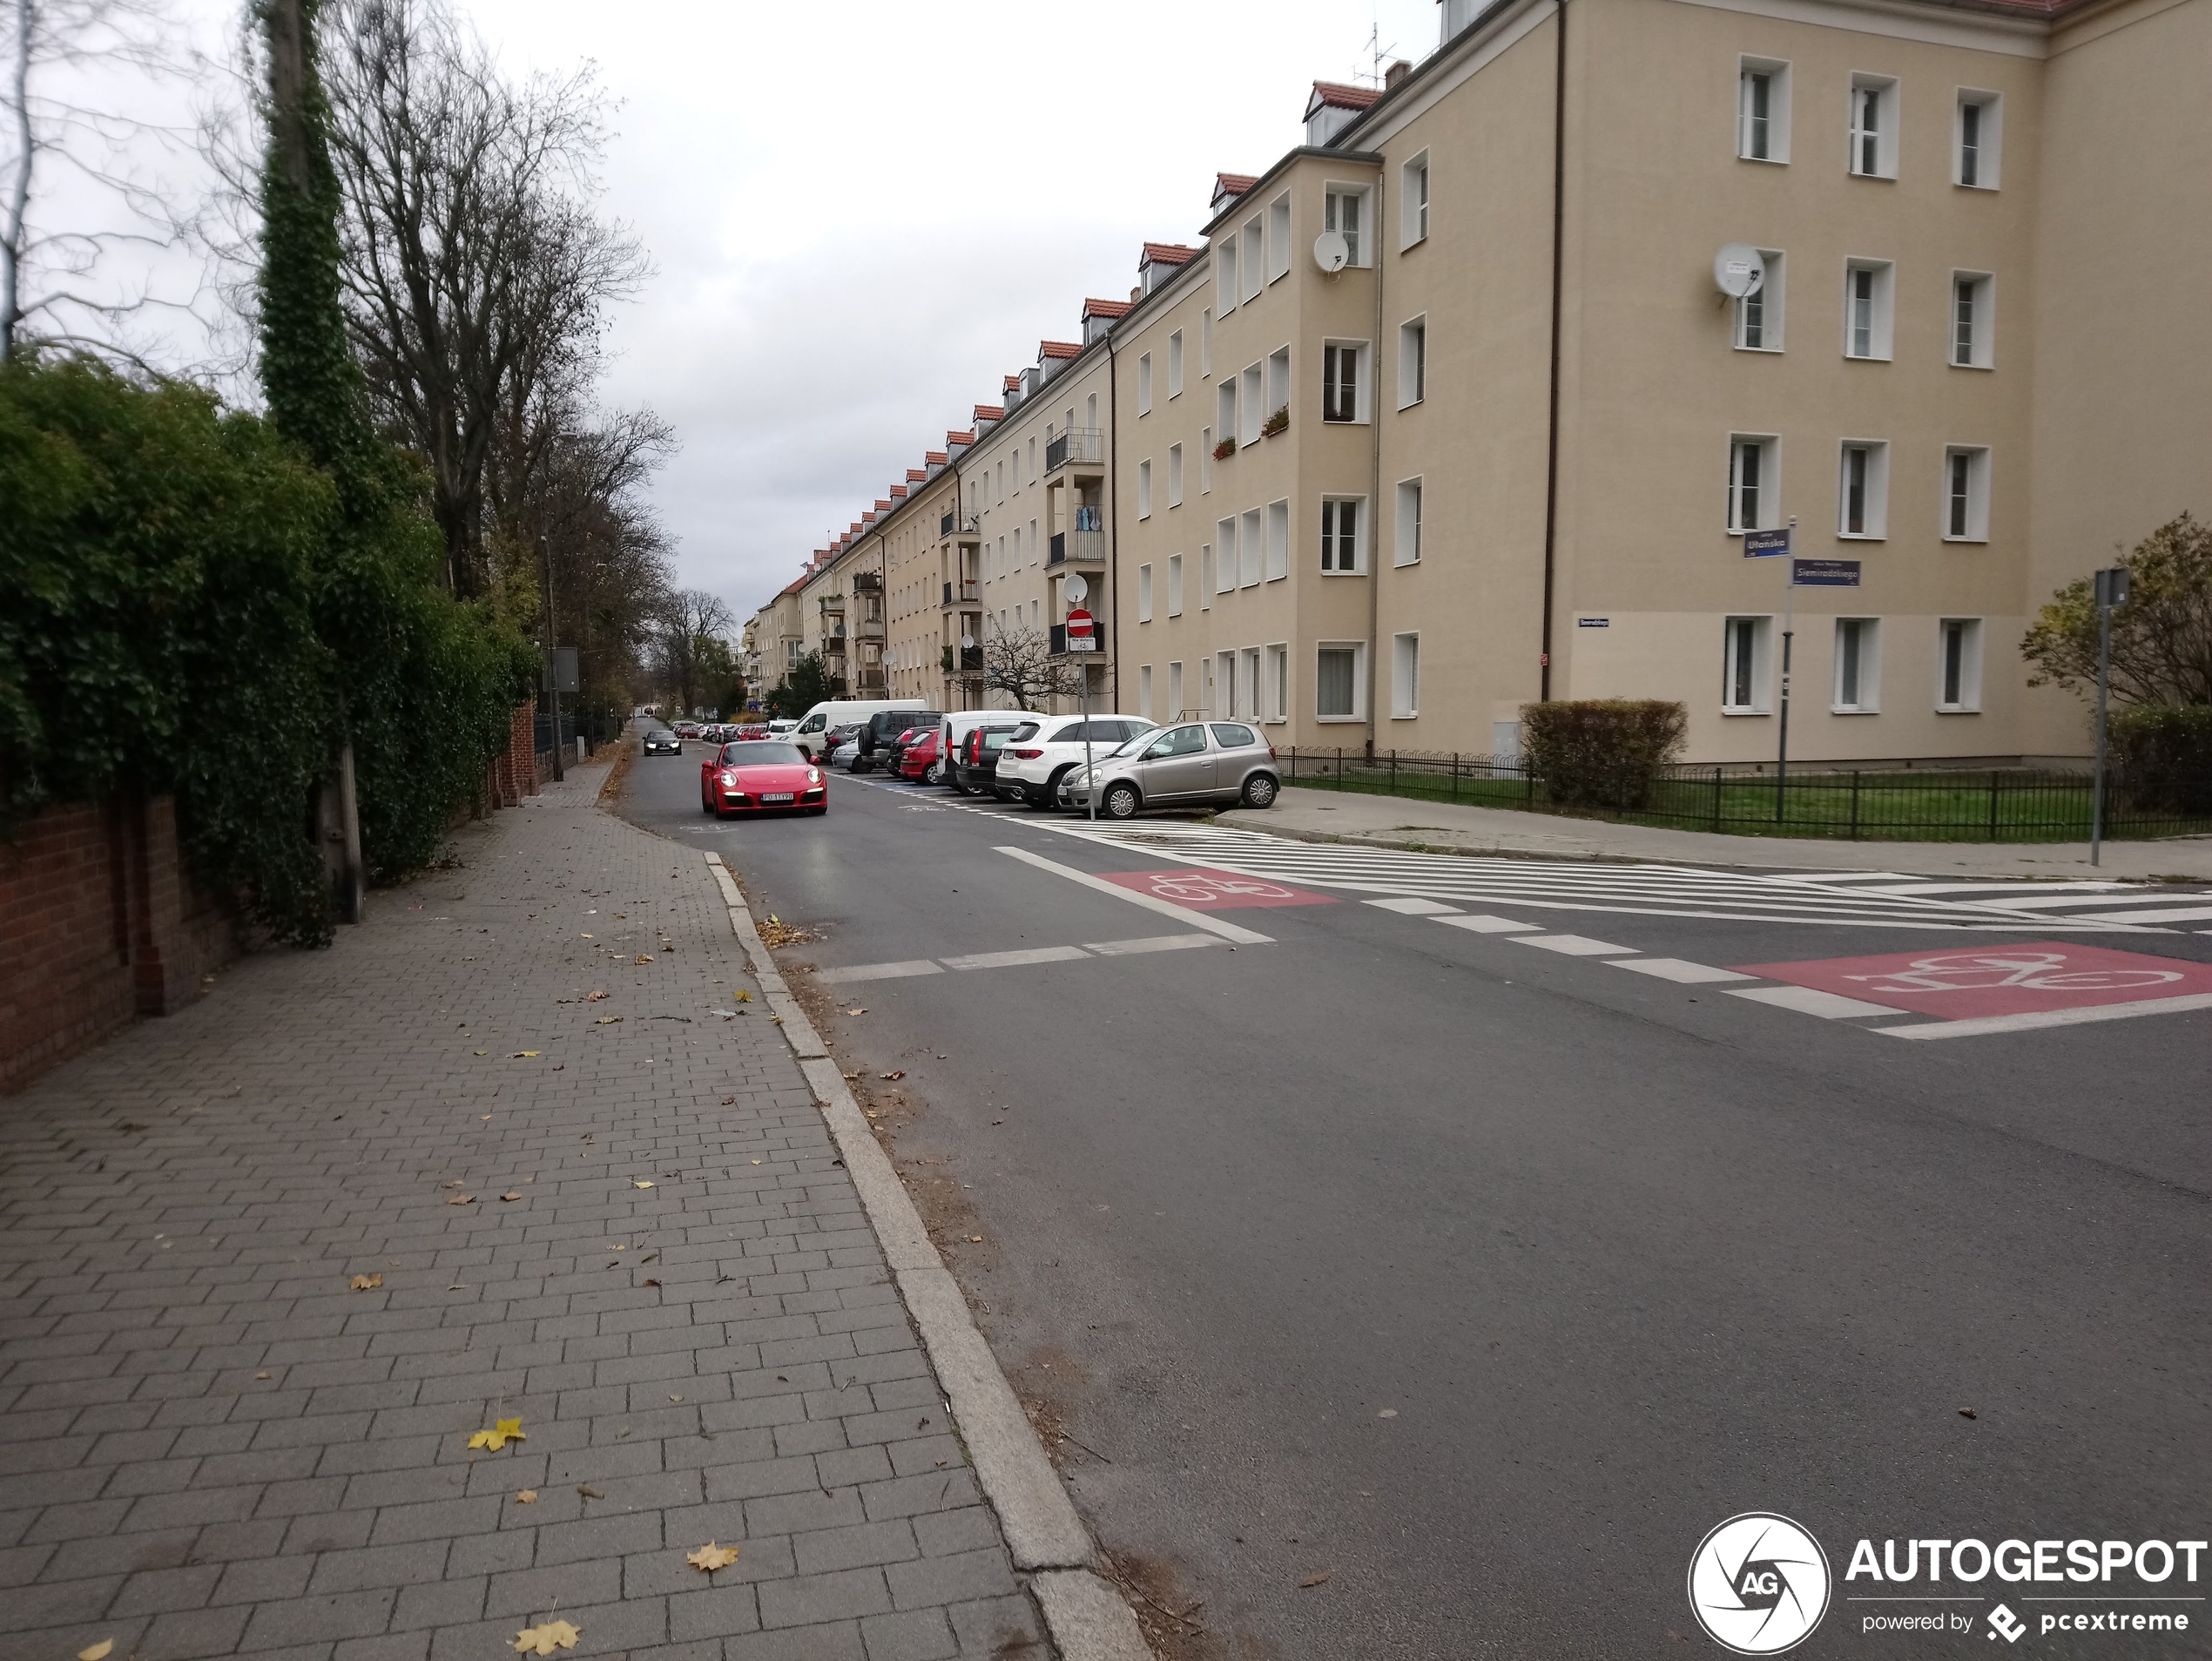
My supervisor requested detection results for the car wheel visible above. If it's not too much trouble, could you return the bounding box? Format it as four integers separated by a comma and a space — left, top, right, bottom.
1240, 772, 1279, 809
1030, 771, 1068, 809
1102, 781, 1141, 820
700, 793, 712, 816
925, 760, 945, 785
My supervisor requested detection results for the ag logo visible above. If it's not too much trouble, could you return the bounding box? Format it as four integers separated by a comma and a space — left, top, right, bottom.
1688, 1513, 1831, 1654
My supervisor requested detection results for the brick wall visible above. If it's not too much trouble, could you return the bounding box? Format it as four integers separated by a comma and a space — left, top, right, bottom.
486, 699, 538, 809
0, 794, 246, 1095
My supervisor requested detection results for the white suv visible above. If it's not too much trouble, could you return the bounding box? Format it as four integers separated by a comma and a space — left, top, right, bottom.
993, 715, 1157, 807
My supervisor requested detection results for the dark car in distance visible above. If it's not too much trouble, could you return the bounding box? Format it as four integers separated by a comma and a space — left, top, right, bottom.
948, 723, 1023, 793
643, 729, 681, 756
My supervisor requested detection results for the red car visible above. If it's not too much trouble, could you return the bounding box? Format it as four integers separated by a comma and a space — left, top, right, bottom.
734, 723, 769, 740
700, 740, 827, 817
896, 729, 941, 781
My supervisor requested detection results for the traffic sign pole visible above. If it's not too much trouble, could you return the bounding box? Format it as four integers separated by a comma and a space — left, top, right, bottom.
1777, 519, 1796, 823
2090, 566, 2130, 867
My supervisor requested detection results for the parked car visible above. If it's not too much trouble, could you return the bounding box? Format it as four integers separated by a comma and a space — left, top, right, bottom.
699, 739, 827, 817
937, 711, 1042, 793
948, 722, 1026, 794
880, 720, 941, 780
791, 699, 930, 760
896, 729, 942, 782
674, 721, 700, 739
766, 719, 798, 737
828, 736, 860, 770
861, 709, 943, 773
1059, 720, 1280, 816
643, 729, 682, 756
994, 715, 1157, 807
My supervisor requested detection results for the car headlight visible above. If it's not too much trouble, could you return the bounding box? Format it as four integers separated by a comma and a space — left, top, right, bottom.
808, 770, 821, 785
720, 771, 738, 786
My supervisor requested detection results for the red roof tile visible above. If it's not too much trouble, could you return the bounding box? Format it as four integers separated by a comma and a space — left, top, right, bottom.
1214, 171, 1258, 198
1082, 297, 1132, 320
947, 430, 974, 446
1140, 241, 1198, 267
907, 468, 927, 482
1003, 375, 1022, 391
889, 486, 907, 500
926, 450, 949, 464
974, 405, 1005, 422
1307, 80, 1380, 117
1039, 341, 1081, 360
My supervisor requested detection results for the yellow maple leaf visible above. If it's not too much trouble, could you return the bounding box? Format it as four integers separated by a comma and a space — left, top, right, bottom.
348, 1274, 382, 1291
469, 1416, 525, 1451
511, 1620, 580, 1655
633, 1179, 654, 1189
687, 1542, 740, 1572
79, 1643, 115, 1661
516, 1489, 538, 1503
512, 1051, 540, 1058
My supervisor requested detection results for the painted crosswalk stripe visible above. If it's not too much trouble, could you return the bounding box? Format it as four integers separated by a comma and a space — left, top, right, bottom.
940, 946, 1090, 971
1613, 958, 1756, 984
815, 961, 943, 984
1083, 934, 1222, 955
2064, 905, 2212, 924
1366, 897, 1463, 915
1435, 915, 1539, 935
1514, 935, 1637, 956
1880, 992, 2212, 1039
1728, 985, 1908, 1019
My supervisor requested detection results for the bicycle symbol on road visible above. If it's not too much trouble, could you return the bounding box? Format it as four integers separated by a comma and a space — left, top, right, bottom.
1144, 874, 1298, 904
1843, 950, 2184, 996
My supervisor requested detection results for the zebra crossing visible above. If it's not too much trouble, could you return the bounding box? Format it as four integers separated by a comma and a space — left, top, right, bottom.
1042, 821, 2210, 932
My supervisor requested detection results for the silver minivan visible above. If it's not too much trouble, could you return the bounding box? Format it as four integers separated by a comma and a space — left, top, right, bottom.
1059, 720, 1280, 816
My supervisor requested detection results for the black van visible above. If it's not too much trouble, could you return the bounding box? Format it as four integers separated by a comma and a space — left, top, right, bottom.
853, 709, 941, 773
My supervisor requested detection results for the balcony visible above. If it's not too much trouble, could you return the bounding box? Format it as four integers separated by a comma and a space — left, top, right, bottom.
941, 578, 979, 607
1044, 428, 1103, 473
821, 635, 846, 656
854, 667, 887, 692
853, 571, 883, 592
941, 511, 981, 541
853, 615, 885, 639
961, 645, 983, 672
1049, 529, 1106, 565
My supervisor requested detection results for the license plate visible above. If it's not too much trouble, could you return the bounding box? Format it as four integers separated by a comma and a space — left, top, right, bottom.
760, 793, 794, 803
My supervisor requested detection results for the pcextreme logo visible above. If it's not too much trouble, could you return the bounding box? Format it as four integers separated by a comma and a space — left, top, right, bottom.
1689, 1513, 1833, 1654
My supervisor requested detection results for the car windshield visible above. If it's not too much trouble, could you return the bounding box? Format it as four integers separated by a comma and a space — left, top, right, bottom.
721, 742, 806, 766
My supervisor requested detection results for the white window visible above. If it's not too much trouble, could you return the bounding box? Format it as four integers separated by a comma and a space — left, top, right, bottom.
1401, 152, 1431, 246
1264, 644, 1287, 722
1217, 242, 1238, 314
1168, 330, 1184, 396
1955, 91, 2001, 188
1942, 446, 1990, 541
1169, 660, 1184, 717
1200, 426, 1213, 493
1849, 75, 1898, 178
1028, 518, 1038, 564
1320, 496, 1366, 573
1734, 249, 1784, 351
1723, 616, 1772, 712
1239, 363, 1263, 447
1843, 260, 1894, 360
1215, 519, 1238, 592
1837, 440, 1889, 538
1028, 437, 1037, 484
1242, 220, 1263, 303
1137, 563, 1153, 622
996, 462, 1005, 504
1217, 652, 1236, 716
1167, 553, 1184, 616
1398, 317, 1426, 408
1936, 618, 1982, 711
1139, 664, 1153, 719
1137, 353, 1153, 415
1168, 443, 1184, 507
1316, 643, 1365, 720
1268, 192, 1291, 282
1324, 186, 1370, 267
1137, 459, 1152, 519
1322, 341, 1367, 422
1198, 545, 1211, 608
1265, 498, 1289, 581
1832, 618, 1880, 712
1951, 272, 1993, 368
1239, 508, 1261, 587
1727, 434, 1779, 532
1200, 308, 1211, 375
1266, 347, 1290, 428
1391, 633, 1420, 719
1395, 478, 1424, 565
1738, 58, 1791, 162
1217, 382, 1237, 450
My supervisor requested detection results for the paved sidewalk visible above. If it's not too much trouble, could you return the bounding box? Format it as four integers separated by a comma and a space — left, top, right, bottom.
1222, 784, 2212, 881
0, 765, 1045, 1661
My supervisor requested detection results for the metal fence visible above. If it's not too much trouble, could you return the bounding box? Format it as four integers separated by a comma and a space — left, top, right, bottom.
1278, 749, 2212, 843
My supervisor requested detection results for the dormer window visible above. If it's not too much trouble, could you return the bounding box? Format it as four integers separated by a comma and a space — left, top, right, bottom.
1305, 81, 1379, 147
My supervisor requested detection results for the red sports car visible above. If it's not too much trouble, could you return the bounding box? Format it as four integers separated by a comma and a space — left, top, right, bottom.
700, 740, 827, 817
897, 729, 941, 781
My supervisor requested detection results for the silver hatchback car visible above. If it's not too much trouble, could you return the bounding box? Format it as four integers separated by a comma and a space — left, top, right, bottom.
1058, 720, 1280, 817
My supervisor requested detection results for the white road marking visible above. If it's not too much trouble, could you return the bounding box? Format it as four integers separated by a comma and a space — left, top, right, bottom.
1920, 891, 2195, 911
2064, 904, 2212, 925
1612, 958, 1757, 984
1880, 992, 2212, 1040
1513, 935, 1637, 956
1854, 881, 2130, 897
1365, 896, 1464, 915
1728, 985, 1908, 1019
994, 846, 1274, 944
813, 961, 943, 984
1082, 934, 1222, 955
1433, 915, 1540, 935
941, 946, 1091, 971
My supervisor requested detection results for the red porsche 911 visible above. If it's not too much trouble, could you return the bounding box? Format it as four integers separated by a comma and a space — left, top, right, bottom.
699, 740, 827, 818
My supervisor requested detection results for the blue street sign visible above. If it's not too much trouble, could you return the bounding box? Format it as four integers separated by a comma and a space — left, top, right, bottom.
1743, 527, 1792, 559
1791, 557, 1863, 588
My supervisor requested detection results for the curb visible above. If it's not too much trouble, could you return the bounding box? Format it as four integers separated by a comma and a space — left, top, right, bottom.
702, 853, 1154, 1661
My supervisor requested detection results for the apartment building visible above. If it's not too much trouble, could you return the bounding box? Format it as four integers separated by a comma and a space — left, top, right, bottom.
1111, 0, 2208, 764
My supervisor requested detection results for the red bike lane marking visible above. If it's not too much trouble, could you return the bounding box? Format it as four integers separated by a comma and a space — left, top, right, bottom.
1731, 941, 2212, 1021
1096, 868, 1339, 910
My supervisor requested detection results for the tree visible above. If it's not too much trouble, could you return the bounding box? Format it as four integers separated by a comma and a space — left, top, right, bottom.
981, 623, 1081, 711
657, 586, 734, 715
2021, 513, 2212, 709
765, 651, 833, 719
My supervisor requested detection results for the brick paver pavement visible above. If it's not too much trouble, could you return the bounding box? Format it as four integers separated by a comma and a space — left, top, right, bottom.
0, 765, 1047, 1661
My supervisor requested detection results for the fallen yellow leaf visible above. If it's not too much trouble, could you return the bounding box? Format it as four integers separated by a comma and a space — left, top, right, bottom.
448, 1194, 475, 1205
633, 1180, 654, 1189
635, 954, 654, 964
516, 1489, 537, 1503
511, 1620, 579, 1655
501, 1193, 521, 1203
512, 1051, 540, 1058
587, 990, 608, 1001
349, 1274, 382, 1291
469, 1416, 526, 1451
80, 1641, 114, 1660
733, 989, 752, 1003
687, 1542, 740, 1572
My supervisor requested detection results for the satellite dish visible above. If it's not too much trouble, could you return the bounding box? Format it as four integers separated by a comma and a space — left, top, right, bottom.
1063, 574, 1088, 604
960, 634, 974, 650
1312, 231, 1350, 274
1713, 244, 1765, 299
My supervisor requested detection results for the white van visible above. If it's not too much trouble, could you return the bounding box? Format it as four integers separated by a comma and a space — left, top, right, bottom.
791, 699, 928, 760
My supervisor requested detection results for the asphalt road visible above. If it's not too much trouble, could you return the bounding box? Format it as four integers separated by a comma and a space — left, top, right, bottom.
619, 732, 2212, 1659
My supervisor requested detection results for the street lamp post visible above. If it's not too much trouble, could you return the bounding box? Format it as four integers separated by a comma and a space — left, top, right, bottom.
2089, 565, 2129, 867
539, 534, 564, 783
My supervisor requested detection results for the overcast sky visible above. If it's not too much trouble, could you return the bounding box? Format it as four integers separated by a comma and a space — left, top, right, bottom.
46, 0, 1445, 621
